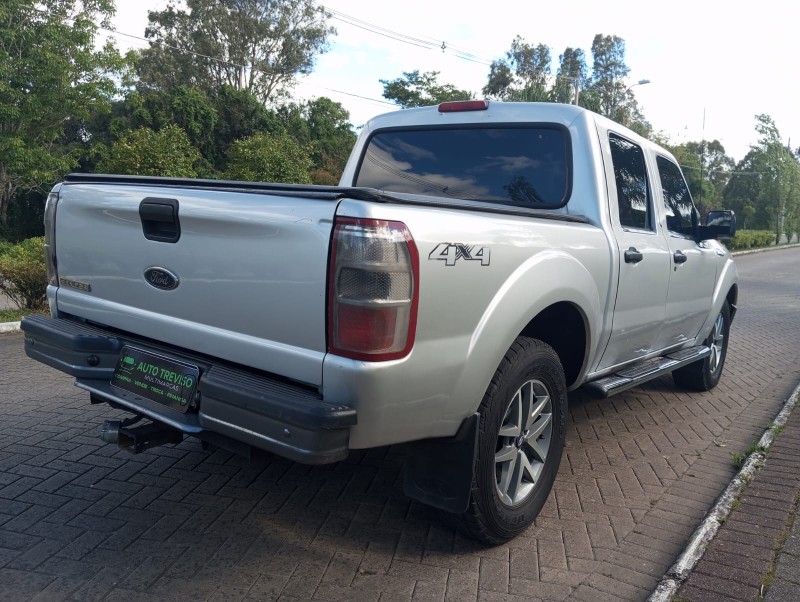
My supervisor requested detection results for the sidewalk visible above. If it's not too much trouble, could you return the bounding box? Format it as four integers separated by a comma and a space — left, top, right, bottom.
676, 390, 800, 601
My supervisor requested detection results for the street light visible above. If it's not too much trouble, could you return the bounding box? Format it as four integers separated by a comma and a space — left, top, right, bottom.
628, 79, 651, 92
619, 79, 651, 127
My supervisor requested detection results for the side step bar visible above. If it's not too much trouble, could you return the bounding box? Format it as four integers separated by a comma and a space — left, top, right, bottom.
583, 346, 710, 399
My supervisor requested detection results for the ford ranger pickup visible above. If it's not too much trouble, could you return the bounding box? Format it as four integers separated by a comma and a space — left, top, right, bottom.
22, 101, 738, 543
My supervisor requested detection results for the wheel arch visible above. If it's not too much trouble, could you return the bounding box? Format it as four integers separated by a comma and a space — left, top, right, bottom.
520, 301, 589, 389
727, 283, 738, 322
455, 252, 601, 409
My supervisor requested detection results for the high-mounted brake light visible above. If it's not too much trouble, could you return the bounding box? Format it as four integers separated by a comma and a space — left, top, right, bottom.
328, 217, 419, 361
438, 100, 489, 113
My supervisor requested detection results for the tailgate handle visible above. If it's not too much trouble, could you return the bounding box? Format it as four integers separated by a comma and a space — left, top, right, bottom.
140, 198, 180, 243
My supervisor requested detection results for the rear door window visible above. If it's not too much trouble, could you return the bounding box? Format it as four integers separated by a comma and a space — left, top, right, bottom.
354, 126, 570, 208
608, 133, 652, 231
657, 156, 697, 237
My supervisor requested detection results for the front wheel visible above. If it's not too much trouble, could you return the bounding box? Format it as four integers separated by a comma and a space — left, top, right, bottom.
449, 337, 567, 544
673, 301, 731, 391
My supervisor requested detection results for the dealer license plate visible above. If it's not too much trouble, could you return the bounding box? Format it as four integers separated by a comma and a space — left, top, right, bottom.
111, 346, 199, 413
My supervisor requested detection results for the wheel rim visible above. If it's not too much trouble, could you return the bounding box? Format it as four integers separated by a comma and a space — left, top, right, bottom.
494, 379, 553, 507
709, 311, 726, 374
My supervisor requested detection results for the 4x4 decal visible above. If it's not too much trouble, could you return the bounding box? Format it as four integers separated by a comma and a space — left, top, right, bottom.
429, 243, 490, 266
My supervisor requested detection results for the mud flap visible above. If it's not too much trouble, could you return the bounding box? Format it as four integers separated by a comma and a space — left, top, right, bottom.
402, 413, 479, 514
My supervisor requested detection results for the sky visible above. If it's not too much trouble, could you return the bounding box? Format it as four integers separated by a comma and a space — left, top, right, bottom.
103, 0, 799, 163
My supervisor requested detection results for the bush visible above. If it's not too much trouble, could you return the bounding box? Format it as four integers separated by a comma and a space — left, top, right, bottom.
225, 132, 312, 184
725, 230, 775, 251
97, 125, 201, 177
0, 237, 47, 310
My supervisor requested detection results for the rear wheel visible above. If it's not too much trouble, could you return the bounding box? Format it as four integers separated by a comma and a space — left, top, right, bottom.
673, 301, 731, 391
449, 337, 567, 544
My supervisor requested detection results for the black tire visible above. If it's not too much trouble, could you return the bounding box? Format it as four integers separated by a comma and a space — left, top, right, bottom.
448, 337, 567, 544
673, 301, 731, 392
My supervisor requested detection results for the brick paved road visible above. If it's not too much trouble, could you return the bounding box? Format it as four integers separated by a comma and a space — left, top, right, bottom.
1, 248, 798, 602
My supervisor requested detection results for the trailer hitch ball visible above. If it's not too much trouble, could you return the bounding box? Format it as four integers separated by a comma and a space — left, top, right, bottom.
100, 420, 121, 444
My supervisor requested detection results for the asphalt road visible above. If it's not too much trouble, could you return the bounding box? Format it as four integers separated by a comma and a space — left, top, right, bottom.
0, 247, 799, 601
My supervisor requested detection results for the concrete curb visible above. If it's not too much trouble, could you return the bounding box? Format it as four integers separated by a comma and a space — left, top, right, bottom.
648, 380, 800, 602
0, 321, 21, 334
731, 243, 800, 257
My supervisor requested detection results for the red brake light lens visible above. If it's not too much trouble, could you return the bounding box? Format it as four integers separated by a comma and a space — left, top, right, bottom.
438, 100, 489, 113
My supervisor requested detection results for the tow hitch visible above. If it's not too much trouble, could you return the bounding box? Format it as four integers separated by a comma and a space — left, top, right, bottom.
100, 415, 183, 453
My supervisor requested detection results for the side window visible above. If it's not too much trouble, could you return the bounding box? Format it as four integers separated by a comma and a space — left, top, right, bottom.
609, 133, 650, 230
657, 156, 696, 236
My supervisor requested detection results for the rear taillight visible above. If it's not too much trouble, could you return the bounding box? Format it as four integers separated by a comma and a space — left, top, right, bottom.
44, 191, 59, 286
328, 217, 419, 361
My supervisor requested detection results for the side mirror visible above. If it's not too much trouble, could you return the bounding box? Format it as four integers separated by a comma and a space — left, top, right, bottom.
698, 210, 736, 240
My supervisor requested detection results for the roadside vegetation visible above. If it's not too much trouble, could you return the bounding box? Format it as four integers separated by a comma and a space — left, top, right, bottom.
0, 238, 47, 312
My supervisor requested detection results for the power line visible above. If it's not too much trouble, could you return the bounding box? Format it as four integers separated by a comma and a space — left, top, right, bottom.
98, 26, 395, 108
317, 3, 494, 66
57, 3, 489, 109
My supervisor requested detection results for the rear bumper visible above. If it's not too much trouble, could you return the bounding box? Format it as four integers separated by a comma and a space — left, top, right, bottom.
21, 314, 356, 464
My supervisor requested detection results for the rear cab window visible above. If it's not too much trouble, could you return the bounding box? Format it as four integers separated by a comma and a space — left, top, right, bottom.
353, 125, 571, 209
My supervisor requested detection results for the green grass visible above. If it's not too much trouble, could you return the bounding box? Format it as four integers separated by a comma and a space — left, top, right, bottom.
730, 452, 746, 469
731, 442, 769, 469
0, 308, 41, 322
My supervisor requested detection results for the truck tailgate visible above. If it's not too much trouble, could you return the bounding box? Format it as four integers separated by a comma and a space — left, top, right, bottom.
53, 182, 337, 386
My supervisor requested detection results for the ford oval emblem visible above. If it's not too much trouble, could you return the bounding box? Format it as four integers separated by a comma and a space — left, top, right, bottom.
144, 267, 179, 290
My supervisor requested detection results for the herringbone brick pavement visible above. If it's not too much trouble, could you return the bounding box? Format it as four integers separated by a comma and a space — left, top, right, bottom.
0, 248, 798, 601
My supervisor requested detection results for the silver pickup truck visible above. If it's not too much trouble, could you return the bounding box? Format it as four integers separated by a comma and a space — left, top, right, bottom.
22, 101, 738, 543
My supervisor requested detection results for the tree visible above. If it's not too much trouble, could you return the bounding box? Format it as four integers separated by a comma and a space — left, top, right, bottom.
381, 71, 472, 109
483, 61, 514, 100
208, 85, 284, 170
225, 132, 312, 183
97, 125, 202, 177
552, 47, 589, 105
0, 0, 123, 230
666, 139, 734, 216
585, 34, 649, 133
482, 37, 551, 101
137, 0, 335, 104
751, 115, 800, 243
587, 34, 629, 119
723, 150, 764, 229
723, 115, 800, 239
101, 87, 219, 171
279, 98, 356, 184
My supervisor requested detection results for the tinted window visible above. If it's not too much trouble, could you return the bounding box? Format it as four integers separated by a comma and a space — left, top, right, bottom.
609, 134, 650, 230
354, 126, 569, 208
657, 156, 696, 236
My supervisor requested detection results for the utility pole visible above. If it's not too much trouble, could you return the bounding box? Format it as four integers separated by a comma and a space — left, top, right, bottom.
700, 107, 705, 211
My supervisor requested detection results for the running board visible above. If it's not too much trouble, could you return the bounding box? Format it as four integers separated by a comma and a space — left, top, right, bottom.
583, 346, 711, 399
